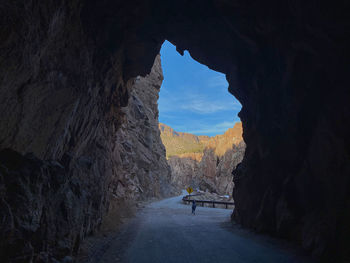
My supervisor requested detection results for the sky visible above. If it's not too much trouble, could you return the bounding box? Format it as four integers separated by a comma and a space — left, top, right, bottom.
158, 40, 242, 137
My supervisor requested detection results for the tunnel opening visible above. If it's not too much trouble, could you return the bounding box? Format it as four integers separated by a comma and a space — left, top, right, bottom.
0, 0, 349, 262
158, 40, 244, 201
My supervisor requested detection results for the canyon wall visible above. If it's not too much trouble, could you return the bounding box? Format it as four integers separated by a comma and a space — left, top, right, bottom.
156, 2, 350, 260
0, 0, 349, 261
161, 122, 245, 195
111, 55, 174, 202
0, 21, 172, 261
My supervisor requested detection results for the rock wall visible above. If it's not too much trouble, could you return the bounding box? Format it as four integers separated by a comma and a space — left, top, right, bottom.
1, 0, 349, 261
159, 123, 206, 158
215, 141, 246, 195
169, 142, 245, 195
0, 5, 172, 258
1, 2, 120, 260
156, 2, 350, 260
110, 55, 175, 202
164, 123, 245, 195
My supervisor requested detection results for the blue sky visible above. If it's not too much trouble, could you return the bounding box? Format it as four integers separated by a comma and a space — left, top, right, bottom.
158, 40, 241, 137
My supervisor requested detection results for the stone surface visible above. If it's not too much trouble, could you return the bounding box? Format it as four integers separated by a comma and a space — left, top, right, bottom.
0, 149, 102, 262
159, 123, 206, 158
0, 33, 174, 260
0, 0, 349, 261
110, 55, 176, 203
160, 122, 243, 157
163, 123, 245, 195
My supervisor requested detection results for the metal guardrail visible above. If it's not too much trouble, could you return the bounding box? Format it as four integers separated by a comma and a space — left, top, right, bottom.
183, 194, 202, 199
182, 195, 234, 209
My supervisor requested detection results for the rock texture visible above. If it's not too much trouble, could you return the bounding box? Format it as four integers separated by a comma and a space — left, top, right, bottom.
163, 123, 245, 195
0, 149, 103, 262
0, 31, 172, 261
159, 123, 206, 157
111, 55, 175, 202
1, 0, 350, 261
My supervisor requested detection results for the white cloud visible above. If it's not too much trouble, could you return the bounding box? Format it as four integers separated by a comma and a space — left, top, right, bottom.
187, 121, 237, 135
180, 99, 230, 114
178, 93, 241, 114
159, 95, 240, 114
215, 121, 234, 128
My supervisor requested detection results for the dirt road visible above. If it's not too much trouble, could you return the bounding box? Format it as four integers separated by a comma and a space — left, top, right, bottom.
83, 193, 314, 263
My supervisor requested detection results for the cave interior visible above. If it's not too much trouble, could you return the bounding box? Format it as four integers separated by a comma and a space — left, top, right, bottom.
0, 0, 349, 262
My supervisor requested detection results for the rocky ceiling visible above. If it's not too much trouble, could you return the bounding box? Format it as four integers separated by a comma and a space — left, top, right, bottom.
0, 0, 349, 261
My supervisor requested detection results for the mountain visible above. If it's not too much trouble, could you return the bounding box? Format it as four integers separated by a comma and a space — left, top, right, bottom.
159, 122, 245, 195
159, 122, 243, 158
159, 123, 206, 157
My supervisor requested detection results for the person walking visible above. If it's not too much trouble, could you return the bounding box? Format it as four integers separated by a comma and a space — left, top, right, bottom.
192, 200, 197, 215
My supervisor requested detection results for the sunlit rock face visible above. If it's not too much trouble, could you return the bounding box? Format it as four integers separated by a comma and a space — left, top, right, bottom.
0, 0, 349, 261
163, 123, 245, 195
111, 55, 175, 202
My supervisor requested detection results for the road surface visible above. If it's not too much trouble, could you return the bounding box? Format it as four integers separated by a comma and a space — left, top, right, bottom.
84, 193, 314, 263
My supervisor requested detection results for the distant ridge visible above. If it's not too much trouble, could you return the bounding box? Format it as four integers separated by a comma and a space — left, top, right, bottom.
159, 122, 243, 158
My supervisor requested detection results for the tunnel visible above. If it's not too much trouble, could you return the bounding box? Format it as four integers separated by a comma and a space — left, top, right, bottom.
0, 0, 349, 262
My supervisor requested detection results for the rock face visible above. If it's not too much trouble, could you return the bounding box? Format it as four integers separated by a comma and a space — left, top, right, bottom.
159, 123, 206, 158
215, 142, 246, 195
1, 0, 350, 261
111, 55, 174, 202
163, 123, 245, 195
0, 45, 173, 260
0, 149, 104, 262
